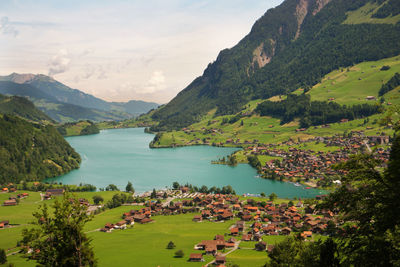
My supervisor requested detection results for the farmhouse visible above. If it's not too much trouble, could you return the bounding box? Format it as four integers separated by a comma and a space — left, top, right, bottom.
189, 253, 203, 262
3, 199, 17, 206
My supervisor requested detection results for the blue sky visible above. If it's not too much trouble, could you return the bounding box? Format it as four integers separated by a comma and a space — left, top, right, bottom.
0, 0, 284, 103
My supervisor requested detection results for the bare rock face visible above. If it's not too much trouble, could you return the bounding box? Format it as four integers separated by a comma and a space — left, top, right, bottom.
295, 0, 310, 40
313, 0, 332, 15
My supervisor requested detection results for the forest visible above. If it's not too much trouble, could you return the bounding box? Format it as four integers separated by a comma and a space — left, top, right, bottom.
0, 114, 81, 184
255, 94, 381, 128
151, 0, 400, 131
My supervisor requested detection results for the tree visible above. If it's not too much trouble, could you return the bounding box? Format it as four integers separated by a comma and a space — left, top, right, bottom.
21, 194, 97, 266
269, 192, 277, 201
260, 192, 266, 197
125, 182, 134, 193
172, 182, 180, 190
174, 250, 184, 258
105, 184, 119, 191
166, 241, 176, 249
0, 248, 6, 264
92, 195, 104, 205
151, 189, 157, 199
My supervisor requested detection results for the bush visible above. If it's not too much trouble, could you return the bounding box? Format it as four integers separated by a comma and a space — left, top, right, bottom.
174, 250, 184, 258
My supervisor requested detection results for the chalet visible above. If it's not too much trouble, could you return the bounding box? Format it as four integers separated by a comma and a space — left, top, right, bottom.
218, 211, 233, 221
230, 227, 239, 236
215, 256, 226, 265
133, 214, 146, 223
46, 189, 64, 196
115, 221, 127, 229
214, 235, 224, 241
242, 234, 252, 241
139, 218, 153, 224
192, 215, 202, 222
366, 96, 376, 100
236, 221, 245, 232
202, 210, 212, 219
189, 253, 203, 262
281, 227, 292, 235
255, 241, 267, 251
3, 199, 17, 206
2, 188, 8, 193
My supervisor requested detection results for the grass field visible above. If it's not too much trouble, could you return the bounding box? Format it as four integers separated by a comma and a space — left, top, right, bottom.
2, 192, 307, 266
344, 2, 400, 25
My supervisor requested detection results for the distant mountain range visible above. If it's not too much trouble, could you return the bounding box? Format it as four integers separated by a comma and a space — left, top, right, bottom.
0, 73, 159, 122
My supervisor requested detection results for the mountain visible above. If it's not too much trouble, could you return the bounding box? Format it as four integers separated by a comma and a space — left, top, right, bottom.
0, 74, 159, 122
0, 73, 159, 117
0, 94, 53, 123
110, 100, 160, 116
151, 0, 400, 130
0, 114, 81, 184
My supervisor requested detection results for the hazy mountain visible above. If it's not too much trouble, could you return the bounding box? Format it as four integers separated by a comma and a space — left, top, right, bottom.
0, 93, 53, 123
0, 74, 159, 122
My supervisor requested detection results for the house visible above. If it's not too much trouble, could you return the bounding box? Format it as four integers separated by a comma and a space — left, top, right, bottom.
214, 235, 224, 241
2, 188, 8, 193
140, 218, 153, 224
215, 256, 226, 265
192, 215, 202, 222
230, 227, 239, 236
115, 221, 127, 229
366, 96, 376, 100
281, 227, 292, 235
46, 189, 65, 196
189, 253, 203, 262
242, 234, 252, 241
218, 211, 233, 221
255, 241, 267, 251
3, 199, 17, 206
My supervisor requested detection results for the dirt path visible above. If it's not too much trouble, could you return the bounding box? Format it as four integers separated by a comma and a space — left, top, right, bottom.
205, 241, 241, 266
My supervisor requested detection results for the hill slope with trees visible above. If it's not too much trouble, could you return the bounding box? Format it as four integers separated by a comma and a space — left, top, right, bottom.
0, 114, 81, 184
151, 0, 400, 131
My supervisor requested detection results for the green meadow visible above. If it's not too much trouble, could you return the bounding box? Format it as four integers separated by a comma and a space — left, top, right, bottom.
154, 55, 400, 156
2, 191, 312, 266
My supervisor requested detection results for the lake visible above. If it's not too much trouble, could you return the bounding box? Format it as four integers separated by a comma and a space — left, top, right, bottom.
47, 128, 325, 198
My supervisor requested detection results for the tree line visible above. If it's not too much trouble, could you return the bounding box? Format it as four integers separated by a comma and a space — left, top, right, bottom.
255, 94, 381, 128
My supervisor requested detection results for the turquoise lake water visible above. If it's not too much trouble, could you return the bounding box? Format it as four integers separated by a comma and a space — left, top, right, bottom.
47, 128, 325, 198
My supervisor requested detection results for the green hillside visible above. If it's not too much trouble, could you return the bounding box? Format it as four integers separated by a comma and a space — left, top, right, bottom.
153, 55, 399, 149
0, 94, 53, 123
57, 120, 100, 136
151, 0, 400, 131
0, 115, 81, 184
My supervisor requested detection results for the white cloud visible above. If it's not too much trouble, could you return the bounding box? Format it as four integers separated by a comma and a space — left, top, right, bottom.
143, 70, 166, 94
48, 49, 71, 76
0, 16, 18, 37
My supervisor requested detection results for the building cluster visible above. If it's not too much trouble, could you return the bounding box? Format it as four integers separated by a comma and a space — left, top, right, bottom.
247, 133, 391, 184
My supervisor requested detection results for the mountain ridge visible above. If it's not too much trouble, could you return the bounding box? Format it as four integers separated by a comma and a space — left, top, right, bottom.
151, 0, 400, 131
0, 73, 159, 122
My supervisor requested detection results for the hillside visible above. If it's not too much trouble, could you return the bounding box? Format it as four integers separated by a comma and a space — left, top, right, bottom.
0, 114, 81, 184
57, 120, 100, 136
151, 0, 400, 130
0, 73, 159, 117
0, 94, 53, 123
0, 80, 130, 122
153, 55, 400, 148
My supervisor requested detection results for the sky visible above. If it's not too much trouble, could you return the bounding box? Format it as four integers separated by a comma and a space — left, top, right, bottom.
0, 0, 284, 103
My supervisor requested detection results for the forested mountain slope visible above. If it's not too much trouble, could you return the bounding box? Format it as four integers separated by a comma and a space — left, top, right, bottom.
0, 114, 81, 184
152, 0, 400, 130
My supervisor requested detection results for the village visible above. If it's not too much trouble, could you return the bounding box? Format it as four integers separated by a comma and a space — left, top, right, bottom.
244, 131, 391, 187
97, 188, 338, 265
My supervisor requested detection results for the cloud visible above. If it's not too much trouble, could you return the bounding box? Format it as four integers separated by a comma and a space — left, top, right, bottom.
143, 70, 166, 94
48, 49, 71, 76
0, 16, 18, 37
